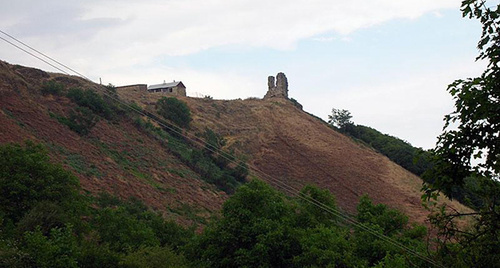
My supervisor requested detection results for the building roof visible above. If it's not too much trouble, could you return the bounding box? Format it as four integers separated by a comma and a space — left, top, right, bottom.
148, 81, 185, 90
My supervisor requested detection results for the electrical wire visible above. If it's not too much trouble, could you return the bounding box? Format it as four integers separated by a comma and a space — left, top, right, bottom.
0, 29, 445, 268
0, 35, 70, 76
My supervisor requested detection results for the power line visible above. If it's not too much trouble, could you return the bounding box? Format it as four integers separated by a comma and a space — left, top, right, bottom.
0, 35, 70, 76
0, 29, 444, 268
0, 30, 90, 81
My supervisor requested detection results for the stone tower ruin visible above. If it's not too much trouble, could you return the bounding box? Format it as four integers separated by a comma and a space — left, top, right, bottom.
264, 72, 288, 99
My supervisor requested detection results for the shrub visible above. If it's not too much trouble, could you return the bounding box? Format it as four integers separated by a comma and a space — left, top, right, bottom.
16, 201, 69, 235
103, 83, 116, 93
41, 81, 64, 96
289, 98, 303, 109
55, 107, 99, 135
203, 127, 225, 154
66, 88, 112, 119
77, 241, 120, 268
69, 107, 99, 135
156, 97, 191, 129
120, 246, 189, 268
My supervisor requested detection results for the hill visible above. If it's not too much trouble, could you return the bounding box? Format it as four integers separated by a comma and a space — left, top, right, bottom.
0, 61, 469, 225
0, 61, 227, 226
117, 71, 470, 224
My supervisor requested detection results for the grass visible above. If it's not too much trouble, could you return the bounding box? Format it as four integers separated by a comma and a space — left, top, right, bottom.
167, 168, 186, 178
2, 108, 14, 118
65, 153, 102, 177
3, 108, 26, 128
168, 203, 207, 224
93, 140, 136, 170
130, 169, 175, 193
45, 142, 102, 177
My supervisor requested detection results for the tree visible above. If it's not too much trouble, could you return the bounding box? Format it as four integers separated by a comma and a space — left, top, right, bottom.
156, 97, 191, 129
423, 1, 500, 266
426, 0, 499, 193
328, 108, 353, 129
0, 142, 81, 223
187, 180, 301, 267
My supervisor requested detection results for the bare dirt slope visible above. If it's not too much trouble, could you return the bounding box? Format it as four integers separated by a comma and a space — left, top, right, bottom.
0, 61, 227, 226
119, 87, 470, 224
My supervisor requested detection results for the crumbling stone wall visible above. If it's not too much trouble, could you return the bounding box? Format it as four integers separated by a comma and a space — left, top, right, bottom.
264, 72, 288, 99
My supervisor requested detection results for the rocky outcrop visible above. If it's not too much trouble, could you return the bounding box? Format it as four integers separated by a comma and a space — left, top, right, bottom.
264, 72, 288, 99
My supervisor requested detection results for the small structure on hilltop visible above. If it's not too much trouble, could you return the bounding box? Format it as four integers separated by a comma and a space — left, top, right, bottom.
116, 81, 187, 97
264, 72, 288, 99
147, 81, 186, 96
115, 84, 148, 92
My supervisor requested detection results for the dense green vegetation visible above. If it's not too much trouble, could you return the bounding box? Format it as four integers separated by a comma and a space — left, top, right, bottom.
0, 142, 193, 267
43, 83, 248, 194
46, 85, 125, 135
1, 141, 434, 267
186, 181, 431, 267
339, 124, 433, 176
133, 116, 248, 194
156, 97, 192, 129
41, 81, 64, 96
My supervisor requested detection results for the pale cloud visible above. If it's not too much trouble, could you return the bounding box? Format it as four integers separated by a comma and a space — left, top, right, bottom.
1, 0, 460, 76
312, 36, 337, 42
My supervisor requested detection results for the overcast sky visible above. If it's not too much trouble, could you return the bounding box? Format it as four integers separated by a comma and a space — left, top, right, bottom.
0, 0, 488, 149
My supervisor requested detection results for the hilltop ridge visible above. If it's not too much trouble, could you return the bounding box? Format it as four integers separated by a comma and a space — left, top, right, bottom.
115, 70, 470, 224
0, 61, 470, 225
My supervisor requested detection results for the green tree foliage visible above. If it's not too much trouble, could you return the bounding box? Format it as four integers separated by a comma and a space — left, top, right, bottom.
67, 87, 113, 119
422, 1, 500, 266
188, 180, 428, 267
146, 124, 247, 194
22, 225, 79, 268
120, 246, 189, 268
341, 124, 433, 176
0, 142, 80, 224
327, 109, 434, 177
354, 195, 428, 267
203, 127, 226, 155
93, 206, 160, 252
424, 0, 500, 194
93, 194, 194, 253
356, 195, 409, 237
328, 108, 353, 129
156, 97, 192, 129
295, 185, 338, 227
188, 180, 301, 267
55, 87, 125, 135
0, 141, 191, 267
0, 141, 441, 266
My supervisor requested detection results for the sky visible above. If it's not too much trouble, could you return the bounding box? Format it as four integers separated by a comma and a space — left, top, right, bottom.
0, 0, 489, 149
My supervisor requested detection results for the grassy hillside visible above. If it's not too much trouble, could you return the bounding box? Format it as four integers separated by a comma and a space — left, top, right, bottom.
1, 60, 479, 267
0, 61, 228, 226
0, 60, 470, 226
117, 77, 471, 225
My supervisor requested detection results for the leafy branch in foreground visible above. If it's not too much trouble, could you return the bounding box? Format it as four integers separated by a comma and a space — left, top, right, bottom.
422, 1, 500, 266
